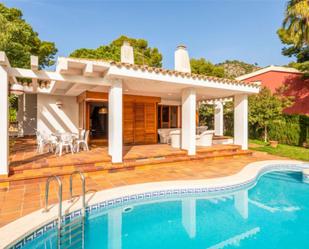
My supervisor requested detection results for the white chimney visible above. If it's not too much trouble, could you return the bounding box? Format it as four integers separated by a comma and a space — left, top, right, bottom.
174, 45, 191, 73
121, 41, 134, 64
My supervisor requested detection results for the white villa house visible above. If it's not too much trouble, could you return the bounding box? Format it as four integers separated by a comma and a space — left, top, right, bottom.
0, 42, 260, 176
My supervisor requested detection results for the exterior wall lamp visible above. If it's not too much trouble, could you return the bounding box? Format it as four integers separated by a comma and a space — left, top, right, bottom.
56, 100, 63, 109
10, 83, 24, 96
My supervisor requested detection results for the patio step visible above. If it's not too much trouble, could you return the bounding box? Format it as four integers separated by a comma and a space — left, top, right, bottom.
9, 145, 239, 173
0, 146, 252, 186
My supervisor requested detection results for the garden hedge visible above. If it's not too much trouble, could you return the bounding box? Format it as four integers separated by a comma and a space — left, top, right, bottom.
249, 114, 309, 146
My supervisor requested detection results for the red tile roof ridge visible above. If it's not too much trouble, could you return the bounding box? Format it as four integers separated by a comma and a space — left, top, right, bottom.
67, 58, 260, 87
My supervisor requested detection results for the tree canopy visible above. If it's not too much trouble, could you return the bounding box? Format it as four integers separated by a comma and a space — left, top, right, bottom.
277, 0, 309, 75
0, 3, 57, 68
217, 60, 259, 79
70, 35, 163, 68
248, 87, 292, 142
190, 58, 225, 78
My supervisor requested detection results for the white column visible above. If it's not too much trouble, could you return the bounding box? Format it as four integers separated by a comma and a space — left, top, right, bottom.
214, 101, 224, 136
0, 66, 9, 175
181, 198, 196, 238
108, 208, 122, 249
234, 94, 248, 150
234, 190, 248, 219
181, 88, 196, 155
108, 79, 123, 163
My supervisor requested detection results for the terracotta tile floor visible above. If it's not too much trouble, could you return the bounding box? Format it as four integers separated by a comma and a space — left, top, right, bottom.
9, 137, 187, 169
0, 150, 285, 228
7, 138, 247, 181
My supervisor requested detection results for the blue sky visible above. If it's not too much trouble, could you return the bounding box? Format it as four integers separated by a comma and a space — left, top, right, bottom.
3, 0, 291, 69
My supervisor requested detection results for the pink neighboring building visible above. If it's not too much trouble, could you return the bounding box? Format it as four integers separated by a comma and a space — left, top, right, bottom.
237, 66, 309, 115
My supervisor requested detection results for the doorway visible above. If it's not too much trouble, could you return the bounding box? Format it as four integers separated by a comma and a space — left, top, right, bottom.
88, 102, 108, 143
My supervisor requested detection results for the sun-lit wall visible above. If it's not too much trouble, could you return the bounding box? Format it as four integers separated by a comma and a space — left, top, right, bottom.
37, 94, 79, 135
242, 71, 309, 115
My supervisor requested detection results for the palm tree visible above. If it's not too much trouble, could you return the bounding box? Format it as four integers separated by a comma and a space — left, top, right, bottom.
282, 0, 309, 47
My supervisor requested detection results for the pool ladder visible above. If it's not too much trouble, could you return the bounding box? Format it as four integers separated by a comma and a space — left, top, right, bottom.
44, 171, 86, 248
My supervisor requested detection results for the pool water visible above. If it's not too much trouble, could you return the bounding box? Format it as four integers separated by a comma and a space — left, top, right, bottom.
21, 171, 309, 249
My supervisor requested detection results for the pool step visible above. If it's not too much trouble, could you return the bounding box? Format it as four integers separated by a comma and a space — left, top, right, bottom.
60, 217, 84, 249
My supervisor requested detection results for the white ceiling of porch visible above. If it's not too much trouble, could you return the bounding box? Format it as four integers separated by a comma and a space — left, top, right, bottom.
51, 74, 245, 102
122, 77, 241, 101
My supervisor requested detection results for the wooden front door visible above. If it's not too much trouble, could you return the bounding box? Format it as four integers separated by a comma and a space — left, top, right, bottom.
123, 95, 159, 145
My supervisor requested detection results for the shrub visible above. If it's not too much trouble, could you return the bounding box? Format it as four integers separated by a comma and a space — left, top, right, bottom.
252, 114, 309, 146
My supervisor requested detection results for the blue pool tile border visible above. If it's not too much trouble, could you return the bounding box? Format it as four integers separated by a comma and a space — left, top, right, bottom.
8, 163, 309, 249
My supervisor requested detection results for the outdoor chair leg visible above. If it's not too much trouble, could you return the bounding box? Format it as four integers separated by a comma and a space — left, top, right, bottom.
59, 145, 62, 157
55, 145, 59, 155
39, 144, 44, 154
48, 144, 54, 153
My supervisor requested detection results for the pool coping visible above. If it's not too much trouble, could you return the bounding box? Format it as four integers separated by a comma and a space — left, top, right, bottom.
1, 159, 308, 248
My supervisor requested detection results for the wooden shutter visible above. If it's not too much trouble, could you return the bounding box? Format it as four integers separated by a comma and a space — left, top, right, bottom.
123, 101, 134, 144
123, 95, 159, 145
145, 103, 157, 144
134, 102, 145, 144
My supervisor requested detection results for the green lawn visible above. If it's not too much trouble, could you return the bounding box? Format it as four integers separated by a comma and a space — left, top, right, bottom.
249, 139, 309, 161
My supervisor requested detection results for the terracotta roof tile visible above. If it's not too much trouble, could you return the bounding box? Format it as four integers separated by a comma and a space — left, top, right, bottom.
69, 57, 260, 88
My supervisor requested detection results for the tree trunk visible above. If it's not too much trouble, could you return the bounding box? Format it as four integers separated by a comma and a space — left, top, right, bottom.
264, 125, 268, 142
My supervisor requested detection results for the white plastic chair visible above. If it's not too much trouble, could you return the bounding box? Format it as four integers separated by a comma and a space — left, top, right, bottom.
158, 128, 181, 144
36, 131, 55, 154
158, 129, 170, 144
75, 130, 89, 152
57, 133, 74, 156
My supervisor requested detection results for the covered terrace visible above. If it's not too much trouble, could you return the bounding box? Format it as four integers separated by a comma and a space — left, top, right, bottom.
0, 43, 260, 176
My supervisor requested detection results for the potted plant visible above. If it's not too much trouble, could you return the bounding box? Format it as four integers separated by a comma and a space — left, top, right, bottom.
269, 140, 278, 148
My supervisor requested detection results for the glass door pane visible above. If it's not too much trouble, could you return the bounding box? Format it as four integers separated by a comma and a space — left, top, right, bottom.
162, 106, 169, 128
170, 106, 178, 128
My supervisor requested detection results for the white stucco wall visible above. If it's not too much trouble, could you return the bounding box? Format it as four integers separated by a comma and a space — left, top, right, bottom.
37, 94, 79, 135
160, 99, 181, 106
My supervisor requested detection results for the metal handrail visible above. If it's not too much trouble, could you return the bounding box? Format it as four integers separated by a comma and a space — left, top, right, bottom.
45, 175, 63, 230
69, 171, 86, 216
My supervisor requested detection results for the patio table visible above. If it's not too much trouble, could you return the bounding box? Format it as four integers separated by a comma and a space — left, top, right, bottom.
52, 132, 79, 155
52, 131, 78, 138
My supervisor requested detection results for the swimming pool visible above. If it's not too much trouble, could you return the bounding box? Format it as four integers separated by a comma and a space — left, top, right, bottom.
5, 161, 309, 248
